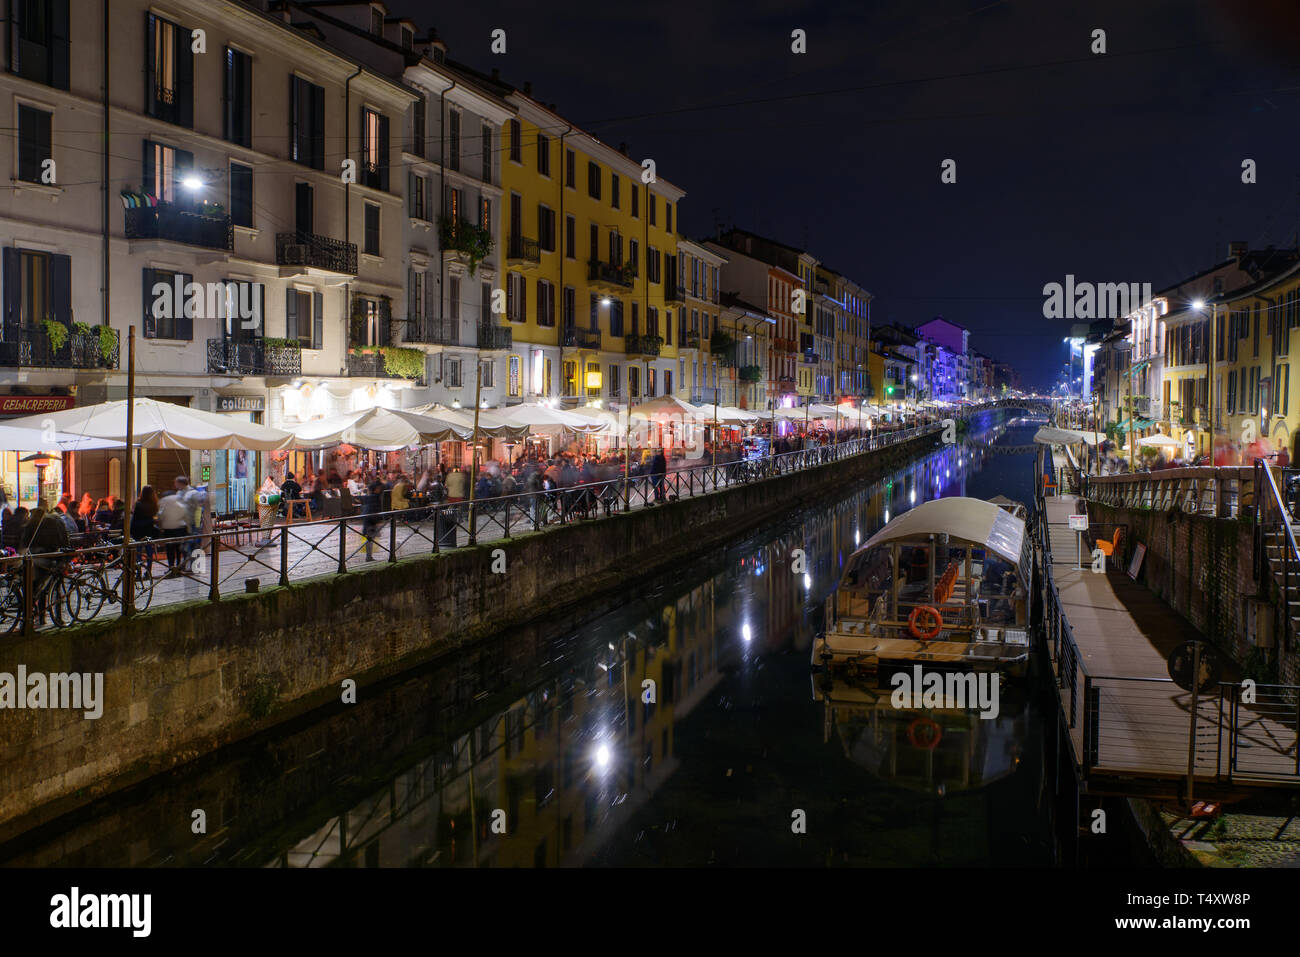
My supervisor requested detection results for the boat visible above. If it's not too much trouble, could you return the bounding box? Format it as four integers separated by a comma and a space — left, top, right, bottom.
812, 497, 1034, 679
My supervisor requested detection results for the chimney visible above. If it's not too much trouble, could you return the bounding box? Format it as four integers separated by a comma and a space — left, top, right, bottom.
1228, 240, 1247, 259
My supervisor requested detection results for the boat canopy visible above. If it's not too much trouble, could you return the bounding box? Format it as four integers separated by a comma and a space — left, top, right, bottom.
857, 497, 1029, 584
1033, 425, 1099, 446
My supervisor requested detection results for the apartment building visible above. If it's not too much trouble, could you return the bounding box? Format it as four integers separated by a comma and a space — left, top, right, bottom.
1, 0, 414, 508
676, 239, 725, 404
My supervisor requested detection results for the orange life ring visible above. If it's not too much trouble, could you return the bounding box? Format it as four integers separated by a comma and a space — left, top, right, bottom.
908, 605, 943, 641
908, 716, 942, 750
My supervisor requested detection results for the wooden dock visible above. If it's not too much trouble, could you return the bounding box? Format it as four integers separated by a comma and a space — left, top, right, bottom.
1041, 492, 1300, 797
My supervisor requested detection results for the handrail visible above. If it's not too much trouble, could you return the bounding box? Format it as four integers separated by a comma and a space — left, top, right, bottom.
1254, 459, 1300, 651
0, 422, 947, 632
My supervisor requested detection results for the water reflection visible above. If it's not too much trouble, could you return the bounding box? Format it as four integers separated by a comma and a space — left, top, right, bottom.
0, 414, 1050, 867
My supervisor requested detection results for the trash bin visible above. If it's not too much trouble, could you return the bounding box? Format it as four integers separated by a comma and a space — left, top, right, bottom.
255, 492, 280, 546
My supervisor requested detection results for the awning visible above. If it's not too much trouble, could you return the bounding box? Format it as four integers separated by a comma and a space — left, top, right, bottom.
287, 407, 470, 451
858, 496, 1029, 585
412, 404, 530, 441
497, 402, 609, 433
4, 397, 296, 450
1033, 426, 1099, 446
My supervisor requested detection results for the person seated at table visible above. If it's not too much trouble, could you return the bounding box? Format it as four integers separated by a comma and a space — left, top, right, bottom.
391, 471, 411, 510
279, 472, 307, 518
110, 500, 126, 530
307, 472, 326, 515
53, 498, 81, 537
94, 497, 114, 527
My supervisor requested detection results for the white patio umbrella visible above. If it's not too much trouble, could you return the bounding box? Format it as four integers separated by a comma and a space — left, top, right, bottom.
412, 403, 530, 441
567, 404, 622, 431
1137, 433, 1181, 448
0, 425, 122, 453
629, 395, 711, 420
3, 397, 296, 450
287, 406, 471, 451
498, 402, 608, 432
711, 406, 760, 424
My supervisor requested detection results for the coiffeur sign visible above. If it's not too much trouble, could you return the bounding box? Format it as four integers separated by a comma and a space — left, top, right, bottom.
0, 396, 75, 415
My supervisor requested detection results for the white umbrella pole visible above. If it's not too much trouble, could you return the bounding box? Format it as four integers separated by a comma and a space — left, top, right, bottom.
123, 327, 136, 613
467, 363, 483, 541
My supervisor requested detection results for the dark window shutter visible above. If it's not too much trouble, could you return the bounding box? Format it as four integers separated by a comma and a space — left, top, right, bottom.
222, 49, 233, 141
3, 248, 21, 329
285, 287, 298, 341
50, 253, 71, 326
255, 284, 265, 339
50, 0, 70, 89
240, 53, 252, 146
378, 114, 390, 191
142, 269, 157, 339
142, 139, 154, 196
176, 272, 194, 340
311, 83, 324, 169
313, 291, 323, 350
176, 26, 193, 127
145, 13, 156, 115
289, 75, 299, 162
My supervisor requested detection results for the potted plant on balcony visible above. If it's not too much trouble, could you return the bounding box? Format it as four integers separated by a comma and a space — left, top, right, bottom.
438, 216, 494, 277
739, 365, 763, 382
709, 330, 737, 366
379, 346, 425, 380
41, 316, 68, 353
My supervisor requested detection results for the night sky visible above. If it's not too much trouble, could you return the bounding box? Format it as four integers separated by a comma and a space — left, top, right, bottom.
383, 0, 1300, 389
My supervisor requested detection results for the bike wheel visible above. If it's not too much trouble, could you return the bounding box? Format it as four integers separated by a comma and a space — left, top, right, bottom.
134, 570, 154, 612
70, 568, 106, 623
0, 578, 22, 634
56, 576, 82, 626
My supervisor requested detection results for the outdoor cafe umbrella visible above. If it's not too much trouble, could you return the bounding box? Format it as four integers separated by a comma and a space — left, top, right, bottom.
0, 425, 121, 453
498, 402, 609, 432
3, 397, 296, 450
286, 406, 471, 451
629, 395, 710, 420
412, 403, 530, 441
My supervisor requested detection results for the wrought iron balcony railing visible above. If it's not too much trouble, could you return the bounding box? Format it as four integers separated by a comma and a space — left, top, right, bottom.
588, 259, 634, 289
665, 285, 685, 303
0, 325, 119, 370
506, 235, 541, 264
625, 334, 663, 357
126, 204, 232, 250
477, 324, 513, 350
682, 331, 702, 349
276, 232, 358, 274
206, 338, 302, 377
403, 318, 460, 346
562, 326, 602, 350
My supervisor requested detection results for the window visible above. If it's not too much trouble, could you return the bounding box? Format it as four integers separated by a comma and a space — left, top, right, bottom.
509, 355, 522, 396
448, 276, 460, 321
143, 140, 193, 204
146, 13, 193, 127
563, 287, 575, 328
565, 149, 575, 188
412, 94, 426, 157
445, 357, 463, 389
565, 215, 576, 259
285, 288, 322, 349
538, 205, 556, 252
481, 282, 492, 323
401, 25, 413, 49
629, 365, 640, 398
586, 361, 600, 398
665, 309, 672, 345
229, 162, 253, 228
409, 269, 424, 327
223, 48, 252, 147
536, 279, 556, 326
631, 185, 639, 218
609, 299, 624, 338
666, 203, 672, 233
649, 193, 657, 225
563, 360, 577, 396
8, 0, 70, 89
587, 161, 601, 200
447, 108, 460, 172
609, 364, 621, 397
628, 240, 639, 277
363, 203, 380, 255
611, 173, 620, 209
408, 172, 428, 220
139, 267, 193, 341
647, 306, 659, 337
647, 247, 661, 283
481, 359, 495, 389
481, 124, 493, 182
290, 75, 325, 169
506, 272, 527, 322
537, 132, 550, 176
361, 108, 390, 190
17, 105, 51, 183
479, 197, 492, 235
665, 369, 672, 395
589, 224, 598, 262
508, 119, 522, 163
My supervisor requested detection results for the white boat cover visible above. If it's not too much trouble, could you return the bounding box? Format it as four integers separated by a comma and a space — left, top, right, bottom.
1033, 425, 1099, 446
859, 496, 1028, 582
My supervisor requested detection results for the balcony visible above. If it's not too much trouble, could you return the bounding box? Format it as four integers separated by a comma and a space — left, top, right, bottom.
206, 338, 301, 377
802, 350, 817, 363
562, 326, 602, 350
125, 204, 232, 250
588, 259, 634, 291
665, 285, 685, 304
773, 337, 798, 353
346, 348, 426, 383
276, 232, 358, 275
777, 376, 797, 392
625, 334, 663, 357
738, 365, 763, 382
0, 325, 119, 371
477, 324, 513, 350
682, 331, 702, 350
506, 235, 541, 268
402, 318, 460, 346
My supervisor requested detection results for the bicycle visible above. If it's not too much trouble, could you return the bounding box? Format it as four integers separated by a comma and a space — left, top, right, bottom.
68, 543, 155, 622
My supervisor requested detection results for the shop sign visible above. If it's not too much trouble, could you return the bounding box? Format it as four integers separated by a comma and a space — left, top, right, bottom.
216, 396, 265, 413
0, 395, 75, 415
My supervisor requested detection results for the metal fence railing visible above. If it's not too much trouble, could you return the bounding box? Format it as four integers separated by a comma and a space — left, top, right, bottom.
0, 423, 947, 635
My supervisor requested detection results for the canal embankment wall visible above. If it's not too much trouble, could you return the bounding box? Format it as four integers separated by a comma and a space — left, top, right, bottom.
1085, 501, 1295, 684
0, 430, 940, 839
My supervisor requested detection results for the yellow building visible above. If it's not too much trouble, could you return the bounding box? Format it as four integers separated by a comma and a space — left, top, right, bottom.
676, 239, 726, 404
498, 94, 685, 420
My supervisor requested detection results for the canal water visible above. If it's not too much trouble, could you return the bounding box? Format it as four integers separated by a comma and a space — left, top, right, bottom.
2, 414, 1130, 867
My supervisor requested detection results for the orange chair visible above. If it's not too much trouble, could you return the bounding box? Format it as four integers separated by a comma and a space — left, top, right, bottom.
1094, 526, 1123, 558
934, 561, 960, 605
1042, 472, 1057, 496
